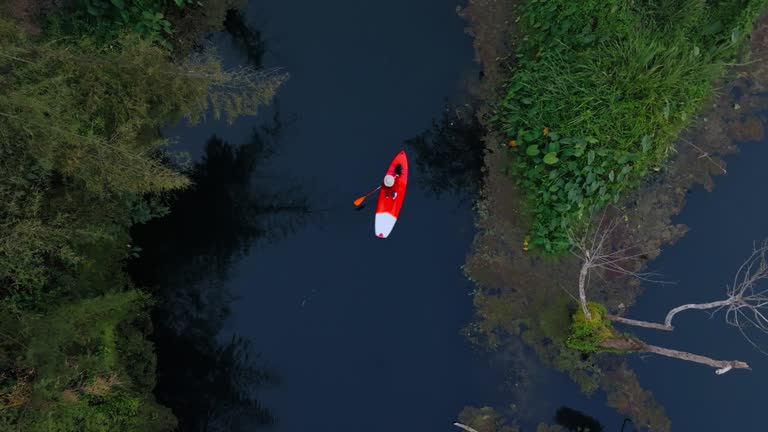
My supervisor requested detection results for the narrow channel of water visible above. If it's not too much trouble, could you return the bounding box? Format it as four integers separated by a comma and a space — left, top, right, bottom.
148, 1, 500, 430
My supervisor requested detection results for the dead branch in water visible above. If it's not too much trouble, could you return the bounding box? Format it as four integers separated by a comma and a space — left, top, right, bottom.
604, 239, 768, 355
604, 314, 672, 331
453, 422, 480, 432
602, 337, 750, 374
680, 137, 727, 174
569, 211, 763, 374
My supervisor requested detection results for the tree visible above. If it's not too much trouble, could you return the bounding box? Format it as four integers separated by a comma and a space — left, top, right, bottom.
0, 291, 177, 432
568, 214, 664, 321
567, 209, 754, 374
0, 13, 287, 431
0, 18, 286, 195
0, 16, 286, 304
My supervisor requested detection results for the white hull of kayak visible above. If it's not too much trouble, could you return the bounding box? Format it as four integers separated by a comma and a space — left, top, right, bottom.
375, 212, 397, 238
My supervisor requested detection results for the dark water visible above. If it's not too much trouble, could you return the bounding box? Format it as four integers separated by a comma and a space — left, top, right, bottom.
627, 106, 768, 430
219, 3, 490, 430
132, 1, 663, 431
141, 1, 499, 431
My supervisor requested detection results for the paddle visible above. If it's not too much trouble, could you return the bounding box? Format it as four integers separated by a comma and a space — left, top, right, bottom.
353, 186, 381, 207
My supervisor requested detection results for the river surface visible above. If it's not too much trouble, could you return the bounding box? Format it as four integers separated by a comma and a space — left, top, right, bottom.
133, 1, 767, 431
158, 1, 499, 430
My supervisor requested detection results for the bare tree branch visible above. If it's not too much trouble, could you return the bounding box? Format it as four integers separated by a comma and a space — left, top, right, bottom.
574, 208, 768, 337
568, 207, 663, 321
605, 314, 673, 331
602, 337, 750, 374
663, 299, 733, 327
453, 422, 480, 432
568, 210, 767, 371
607, 240, 768, 350
568, 212, 765, 374
680, 137, 727, 174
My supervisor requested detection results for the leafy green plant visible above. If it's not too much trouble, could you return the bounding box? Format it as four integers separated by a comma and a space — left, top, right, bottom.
566, 302, 617, 354
65, 0, 202, 47
495, 0, 768, 253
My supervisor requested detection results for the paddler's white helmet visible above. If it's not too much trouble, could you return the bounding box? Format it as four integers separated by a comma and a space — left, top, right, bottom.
383, 174, 395, 187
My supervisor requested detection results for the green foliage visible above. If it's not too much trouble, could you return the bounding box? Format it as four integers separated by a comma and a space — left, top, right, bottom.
2, 32, 186, 195
2, 29, 284, 194
0, 18, 284, 307
60, 0, 202, 47
3, 389, 175, 432
116, 316, 158, 394
23, 291, 143, 379
0, 292, 175, 431
566, 302, 617, 354
0, 12, 284, 431
497, 0, 768, 253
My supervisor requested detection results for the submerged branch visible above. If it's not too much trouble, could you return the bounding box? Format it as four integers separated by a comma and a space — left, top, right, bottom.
453, 423, 480, 432
605, 314, 673, 331
680, 137, 727, 174
602, 337, 750, 374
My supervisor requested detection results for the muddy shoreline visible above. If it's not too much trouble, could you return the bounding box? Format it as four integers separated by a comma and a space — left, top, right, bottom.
457, 1, 768, 430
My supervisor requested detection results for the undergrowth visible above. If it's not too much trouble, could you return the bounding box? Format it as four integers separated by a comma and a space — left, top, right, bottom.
49, 0, 201, 49
566, 302, 618, 354
496, 0, 768, 253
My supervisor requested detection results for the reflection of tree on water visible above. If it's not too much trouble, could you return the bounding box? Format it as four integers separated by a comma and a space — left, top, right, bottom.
621, 418, 636, 432
457, 405, 609, 432
554, 406, 603, 432
129, 113, 309, 430
405, 103, 486, 199
151, 320, 278, 431
224, 9, 267, 66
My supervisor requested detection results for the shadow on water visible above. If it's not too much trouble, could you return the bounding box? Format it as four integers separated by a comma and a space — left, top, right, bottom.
404, 102, 486, 201
223, 9, 266, 66
554, 406, 604, 432
188, 6, 267, 68
129, 113, 310, 431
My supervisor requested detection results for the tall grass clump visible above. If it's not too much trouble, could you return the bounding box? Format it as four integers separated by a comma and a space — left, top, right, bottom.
497, 0, 768, 253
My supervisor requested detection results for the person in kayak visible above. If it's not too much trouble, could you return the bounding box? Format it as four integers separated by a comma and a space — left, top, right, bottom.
383, 174, 396, 198
383, 164, 403, 199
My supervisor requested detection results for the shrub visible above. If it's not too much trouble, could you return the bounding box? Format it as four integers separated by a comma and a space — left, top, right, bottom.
566, 302, 616, 353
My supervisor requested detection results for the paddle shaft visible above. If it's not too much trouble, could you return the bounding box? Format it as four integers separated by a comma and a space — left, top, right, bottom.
354, 185, 382, 206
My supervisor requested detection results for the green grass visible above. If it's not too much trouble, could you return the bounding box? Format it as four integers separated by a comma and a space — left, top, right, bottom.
496, 0, 768, 253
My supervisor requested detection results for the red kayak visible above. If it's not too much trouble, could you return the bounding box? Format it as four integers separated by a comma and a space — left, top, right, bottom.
375, 150, 408, 238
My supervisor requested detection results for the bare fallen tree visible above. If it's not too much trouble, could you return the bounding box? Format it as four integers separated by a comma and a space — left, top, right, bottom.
601, 336, 750, 374
602, 239, 768, 343
453, 422, 480, 432
568, 210, 763, 374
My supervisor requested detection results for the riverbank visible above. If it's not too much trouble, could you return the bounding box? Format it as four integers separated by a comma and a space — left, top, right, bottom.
457, 0, 768, 430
